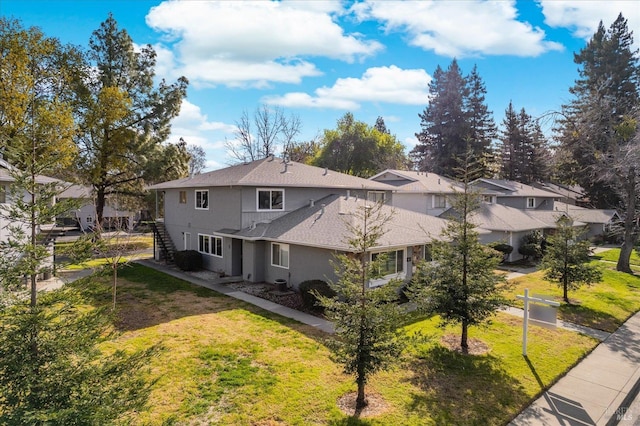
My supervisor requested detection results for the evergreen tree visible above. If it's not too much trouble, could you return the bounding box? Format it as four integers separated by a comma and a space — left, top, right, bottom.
374, 116, 390, 134
408, 152, 506, 353
557, 13, 639, 208
316, 203, 405, 410
465, 65, 498, 177
74, 14, 189, 228
541, 217, 602, 303
413, 61, 496, 177
499, 101, 522, 181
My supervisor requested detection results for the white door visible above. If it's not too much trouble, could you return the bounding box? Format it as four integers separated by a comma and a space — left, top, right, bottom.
183, 232, 191, 250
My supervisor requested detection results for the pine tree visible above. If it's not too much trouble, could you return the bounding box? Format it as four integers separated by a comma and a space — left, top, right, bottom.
374, 116, 390, 134
315, 202, 405, 410
541, 217, 602, 303
465, 65, 498, 178
557, 13, 639, 208
408, 152, 507, 353
75, 14, 189, 228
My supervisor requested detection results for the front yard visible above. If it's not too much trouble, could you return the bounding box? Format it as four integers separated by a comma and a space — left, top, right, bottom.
62, 264, 597, 425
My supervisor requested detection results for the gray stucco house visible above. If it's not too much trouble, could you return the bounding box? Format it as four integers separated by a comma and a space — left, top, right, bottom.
148, 157, 450, 289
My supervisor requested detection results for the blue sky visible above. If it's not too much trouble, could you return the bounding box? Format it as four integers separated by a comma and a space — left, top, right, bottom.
2, 1, 638, 171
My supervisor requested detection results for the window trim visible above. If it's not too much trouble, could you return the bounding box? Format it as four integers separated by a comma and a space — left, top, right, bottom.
527, 197, 535, 209
271, 242, 290, 269
195, 189, 209, 210
179, 190, 187, 204
369, 249, 405, 287
367, 191, 386, 203
433, 194, 446, 209
198, 233, 223, 258
257, 188, 284, 211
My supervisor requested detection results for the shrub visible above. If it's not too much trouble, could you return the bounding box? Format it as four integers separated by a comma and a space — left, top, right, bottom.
174, 250, 202, 271
488, 242, 513, 262
299, 280, 335, 312
518, 243, 541, 260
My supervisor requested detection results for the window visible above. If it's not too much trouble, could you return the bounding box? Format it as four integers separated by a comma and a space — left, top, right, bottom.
372, 249, 404, 276
179, 191, 187, 204
434, 194, 446, 208
195, 190, 209, 209
423, 244, 433, 262
482, 195, 495, 204
527, 197, 535, 208
271, 243, 289, 269
198, 234, 222, 257
258, 189, 284, 211
0, 184, 6, 203
86, 216, 93, 223
367, 191, 385, 203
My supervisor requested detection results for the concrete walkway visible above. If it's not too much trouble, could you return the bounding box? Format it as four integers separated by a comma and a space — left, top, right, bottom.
137, 259, 335, 333
511, 310, 640, 425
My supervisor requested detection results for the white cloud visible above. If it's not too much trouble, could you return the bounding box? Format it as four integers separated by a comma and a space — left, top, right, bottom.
353, 0, 563, 57
146, 0, 383, 87
264, 65, 431, 109
539, 1, 640, 46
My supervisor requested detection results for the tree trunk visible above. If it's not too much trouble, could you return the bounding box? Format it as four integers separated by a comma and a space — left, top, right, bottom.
617, 167, 636, 273
461, 321, 469, 354
96, 186, 106, 230
563, 277, 569, 304
355, 372, 367, 410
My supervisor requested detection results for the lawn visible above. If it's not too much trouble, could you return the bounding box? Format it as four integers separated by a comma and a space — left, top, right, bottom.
594, 248, 640, 267
65, 264, 597, 425
504, 254, 640, 332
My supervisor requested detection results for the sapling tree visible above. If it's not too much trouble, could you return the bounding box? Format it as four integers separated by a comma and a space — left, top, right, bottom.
408, 152, 507, 353
315, 202, 405, 410
541, 217, 602, 303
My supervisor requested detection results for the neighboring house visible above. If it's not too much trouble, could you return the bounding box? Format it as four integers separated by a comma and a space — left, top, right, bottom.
369, 169, 462, 216
0, 158, 58, 276
471, 178, 559, 211
439, 203, 576, 262
148, 157, 451, 289
532, 182, 587, 206
553, 201, 620, 240
57, 184, 136, 231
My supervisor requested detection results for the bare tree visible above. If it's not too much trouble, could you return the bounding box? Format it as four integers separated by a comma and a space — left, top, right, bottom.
225, 105, 301, 163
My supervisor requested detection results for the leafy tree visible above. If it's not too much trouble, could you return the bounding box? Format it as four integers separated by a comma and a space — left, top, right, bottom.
0, 287, 157, 424
541, 218, 602, 303
313, 112, 407, 177
556, 13, 639, 208
74, 14, 189, 228
315, 202, 405, 410
408, 153, 507, 353
186, 141, 207, 176
286, 136, 321, 164
226, 105, 301, 163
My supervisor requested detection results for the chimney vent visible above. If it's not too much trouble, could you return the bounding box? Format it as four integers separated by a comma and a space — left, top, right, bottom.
309, 199, 315, 207
323, 167, 328, 176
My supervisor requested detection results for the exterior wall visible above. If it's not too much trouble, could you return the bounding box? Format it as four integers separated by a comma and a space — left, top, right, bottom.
496, 196, 555, 210
478, 229, 532, 262
242, 240, 266, 283
390, 192, 450, 217
263, 243, 338, 290
239, 186, 375, 229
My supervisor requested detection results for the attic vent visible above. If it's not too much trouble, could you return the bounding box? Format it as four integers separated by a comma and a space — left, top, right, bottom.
345, 190, 350, 200
323, 167, 328, 176
309, 199, 315, 207
438, 178, 441, 185
321, 204, 325, 214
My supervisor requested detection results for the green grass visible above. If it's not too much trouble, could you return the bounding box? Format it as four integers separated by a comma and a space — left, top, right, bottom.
504, 259, 640, 332
63, 264, 597, 425
595, 248, 640, 267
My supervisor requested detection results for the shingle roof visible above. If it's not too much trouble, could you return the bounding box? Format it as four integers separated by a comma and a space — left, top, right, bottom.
216, 194, 452, 251
148, 157, 395, 191
58, 184, 92, 199
553, 201, 618, 224
0, 158, 61, 185
369, 169, 463, 193
473, 178, 559, 198
441, 203, 567, 232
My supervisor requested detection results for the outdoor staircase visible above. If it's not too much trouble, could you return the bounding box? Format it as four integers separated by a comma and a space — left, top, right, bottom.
150, 219, 177, 264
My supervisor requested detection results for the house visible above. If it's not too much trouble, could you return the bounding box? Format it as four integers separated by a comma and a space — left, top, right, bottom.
369, 169, 462, 216
553, 201, 620, 241
148, 157, 451, 289
471, 178, 560, 210
57, 184, 137, 231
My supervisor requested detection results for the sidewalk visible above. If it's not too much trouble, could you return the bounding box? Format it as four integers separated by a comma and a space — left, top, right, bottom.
137, 259, 335, 333
510, 310, 640, 425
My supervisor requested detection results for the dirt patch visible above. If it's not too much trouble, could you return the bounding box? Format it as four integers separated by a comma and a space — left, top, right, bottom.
336, 391, 390, 418
440, 334, 490, 355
